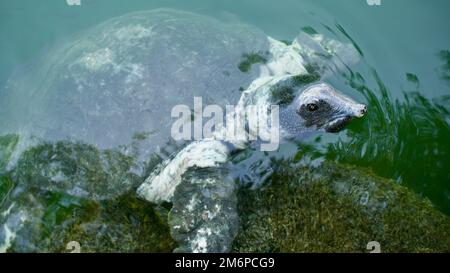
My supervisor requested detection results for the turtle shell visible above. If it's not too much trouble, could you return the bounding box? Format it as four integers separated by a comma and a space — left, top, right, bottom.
0, 9, 271, 162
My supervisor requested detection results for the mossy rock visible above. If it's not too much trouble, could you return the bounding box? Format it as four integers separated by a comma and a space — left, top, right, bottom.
2, 139, 174, 252
12, 140, 141, 200
3, 136, 449, 253
5, 190, 175, 253
47, 193, 176, 253
232, 160, 450, 253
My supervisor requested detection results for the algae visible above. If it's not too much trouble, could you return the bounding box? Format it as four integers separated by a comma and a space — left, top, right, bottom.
232, 160, 450, 253
3, 138, 450, 253
333, 69, 450, 214
5, 189, 175, 253
292, 73, 321, 87
238, 52, 268, 73
280, 40, 292, 46
2, 139, 175, 253
12, 140, 140, 200
46, 193, 175, 253
0, 134, 19, 172
0, 175, 14, 207
40, 191, 98, 236
270, 85, 295, 106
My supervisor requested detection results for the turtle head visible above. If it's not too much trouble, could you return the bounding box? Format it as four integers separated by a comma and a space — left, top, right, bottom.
279, 82, 367, 137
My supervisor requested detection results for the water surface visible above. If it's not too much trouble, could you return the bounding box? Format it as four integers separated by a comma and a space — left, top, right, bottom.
0, 0, 449, 251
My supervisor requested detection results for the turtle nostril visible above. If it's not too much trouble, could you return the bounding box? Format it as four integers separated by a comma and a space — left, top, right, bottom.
354, 104, 367, 117
360, 105, 367, 115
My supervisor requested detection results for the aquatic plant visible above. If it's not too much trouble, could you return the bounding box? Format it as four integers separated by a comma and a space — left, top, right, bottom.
327, 69, 450, 214
288, 20, 450, 216
0, 176, 13, 207
437, 49, 450, 84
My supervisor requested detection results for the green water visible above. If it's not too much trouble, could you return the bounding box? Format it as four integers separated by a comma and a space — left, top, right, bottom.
0, 0, 449, 251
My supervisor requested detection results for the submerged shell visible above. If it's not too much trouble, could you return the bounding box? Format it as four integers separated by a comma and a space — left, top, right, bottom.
0, 9, 271, 165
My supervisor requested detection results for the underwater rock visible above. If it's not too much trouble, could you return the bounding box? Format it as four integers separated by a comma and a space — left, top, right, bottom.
169, 166, 239, 253
232, 160, 450, 253
0, 139, 174, 252
1, 137, 449, 252
47, 193, 175, 253
1, 188, 175, 253
12, 140, 141, 200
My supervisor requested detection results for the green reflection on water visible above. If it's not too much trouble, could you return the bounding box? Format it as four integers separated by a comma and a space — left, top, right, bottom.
325, 67, 450, 214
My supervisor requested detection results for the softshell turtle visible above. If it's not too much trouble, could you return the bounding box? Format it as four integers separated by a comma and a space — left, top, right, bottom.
0, 9, 365, 252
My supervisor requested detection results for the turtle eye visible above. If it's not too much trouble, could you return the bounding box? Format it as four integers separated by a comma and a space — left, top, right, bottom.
307, 103, 318, 112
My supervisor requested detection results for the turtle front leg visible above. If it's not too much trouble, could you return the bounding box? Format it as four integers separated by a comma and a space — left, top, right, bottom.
168, 165, 239, 253
137, 140, 234, 204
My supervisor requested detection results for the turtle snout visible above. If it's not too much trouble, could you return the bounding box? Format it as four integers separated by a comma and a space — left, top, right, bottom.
354, 104, 367, 118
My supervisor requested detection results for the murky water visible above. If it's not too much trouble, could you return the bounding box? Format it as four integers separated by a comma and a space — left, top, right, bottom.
0, 0, 449, 252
